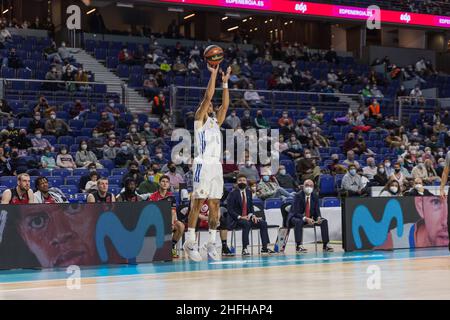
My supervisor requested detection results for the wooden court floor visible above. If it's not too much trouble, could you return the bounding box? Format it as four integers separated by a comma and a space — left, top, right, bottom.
0, 246, 449, 300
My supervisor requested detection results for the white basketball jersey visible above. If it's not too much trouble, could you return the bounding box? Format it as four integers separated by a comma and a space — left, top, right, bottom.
194, 117, 222, 162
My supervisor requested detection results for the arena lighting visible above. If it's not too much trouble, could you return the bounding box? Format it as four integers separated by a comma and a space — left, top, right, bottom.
168, 7, 184, 12
116, 2, 134, 8
227, 26, 239, 31
225, 12, 241, 18
2, 9, 8, 14
184, 13, 196, 19
221, 16, 228, 21
86, 8, 96, 15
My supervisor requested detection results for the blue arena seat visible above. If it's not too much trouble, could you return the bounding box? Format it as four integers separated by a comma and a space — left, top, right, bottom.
319, 175, 335, 196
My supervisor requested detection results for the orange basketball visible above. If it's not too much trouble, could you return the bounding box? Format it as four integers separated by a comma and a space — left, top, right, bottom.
204, 45, 224, 67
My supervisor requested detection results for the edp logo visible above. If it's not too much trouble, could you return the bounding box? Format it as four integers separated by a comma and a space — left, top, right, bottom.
66, 265, 81, 290
366, 265, 381, 290
295, 2, 308, 13
366, 5, 381, 30
400, 13, 411, 23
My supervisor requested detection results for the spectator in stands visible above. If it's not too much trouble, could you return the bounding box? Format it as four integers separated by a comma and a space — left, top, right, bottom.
116, 178, 144, 202
166, 161, 184, 191
0, 99, 12, 118
415, 58, 427, 76
95, 112, 115, 135
296, 149, 321, 184
342, 132, 357, 154
275, 165, 299, 190
369, 99, 382, 118
240, 109, 254, 130
187, 58, 200, 76
88, 129, 106, 158
379, 180, 402, 197
33, 176, 67, 204
278, 111, 293, 128
87, 178, 116, 203
307, 107, 324, 125
63, 66, 76, 90
409, 128, 425, 145
410, 85, 425, 105
1, 173, 34, 204
78, 163, 97, 192
285, 134, 302, 160
433, 120, 447, 135
288, 179, 333, 253
45, 111, 71, 137
144, 55, 159, 74
327, 153, 347, 175
257, 168, 295, 201
58, 41, 72, 61
362, 157, 378, 180
361, 84, 373, 99
160, 59, 171, 73
40, 147, 57, 171
138, 168, 159, 195
56, 146, 76, 170
69, 100, 86, 119
412, 158, 440, 185
103, 138, 119, 161
166, 19, 180, 38
11, 129, 32, 155
222, 150, 239, 183
84, 171, 99, 193
33, 96, 54, 118
75, 140, 102, 169
343, 150, 361, 169
254, 109, 270, 129
0, 147, 10, 176
172, 57, 188, 76
30, 128, 53, 155
143, 75, 159, 98
341, 164, 367, 197
122, 161, 144, 187
118, 47, 134, 65
151, 91, 167, 117
244, 84, 265, 106
115, 141, 136, 168
370, 85, 384, 99
373, 164, 388, 186
405, 177, 433, 196
3, 47, 23, 69
390, 162, 407, 191
160, 115, 174, 138
225, 109, 241, 130
74, 68, 91, 91
238, 155, 260, 183
0, 23, 12, 48
227, 174, 274, 256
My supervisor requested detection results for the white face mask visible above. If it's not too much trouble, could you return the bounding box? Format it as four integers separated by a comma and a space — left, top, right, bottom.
415, 184, 423, 190
390, 186, 398, 194
279, 169, 286, 175
349, 169, 356, 176
304, 187, 313, 195
50, 115, 56, 120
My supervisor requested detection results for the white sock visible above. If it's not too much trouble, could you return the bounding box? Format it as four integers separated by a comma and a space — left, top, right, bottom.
187, 228, 196, 243
208, 229, 217, 244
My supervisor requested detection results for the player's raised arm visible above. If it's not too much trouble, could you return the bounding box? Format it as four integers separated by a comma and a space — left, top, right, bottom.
216, 66, 232, 126
195, 64, 219, 121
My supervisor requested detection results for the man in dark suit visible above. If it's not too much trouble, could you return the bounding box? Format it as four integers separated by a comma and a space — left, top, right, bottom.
288, 179, 334, 253
227, 174, 274, 256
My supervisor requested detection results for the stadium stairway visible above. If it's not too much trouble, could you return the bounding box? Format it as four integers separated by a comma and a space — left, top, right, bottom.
338, 95, 360, 111
71, 48, 150, 114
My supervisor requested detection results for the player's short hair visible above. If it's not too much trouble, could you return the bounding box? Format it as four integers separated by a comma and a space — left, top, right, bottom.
17, 173, 30, 182
35, 176, 48, 189
97, 177, 109, 185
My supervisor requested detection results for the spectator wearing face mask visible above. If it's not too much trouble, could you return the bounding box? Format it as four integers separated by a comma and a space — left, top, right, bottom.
238, 155, 260, 182
103, 139, 119, 161
296, 149, 321, 184
286, 134, 302, 160
379, 180, 402, 197
75, 140, 102, 168
406, 178, 433, 196
435, 158, 448, 178
409, 129, 424, 145
40, 147, 57, 170
327, 153, 347, 175
121, 162, 144, 187
115, 142, 136, 168
96, 112, 115, 134
341, 164, 367, 197
275, 165, 299, 190
45, 111, 71, 137
166, 161, 184, 191
151, 92, 167, 118
225, 110, 241, 130
56, 146, 76, 170
31, 128, 53, 155
386, 130, 403, 148
343, 150, 361, 169
5, 119, 18, 139
256, 168, 295, 201
240, 110, 254, 130
138, 169, 159, 195
307, 107, 323, 125
373, 164, 388, 186
390, 162, 407, 190
11, 129, 32, 155
254, 110, 270, 129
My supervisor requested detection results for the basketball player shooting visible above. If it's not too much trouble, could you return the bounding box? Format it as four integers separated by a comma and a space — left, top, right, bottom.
183, 60, 232, 262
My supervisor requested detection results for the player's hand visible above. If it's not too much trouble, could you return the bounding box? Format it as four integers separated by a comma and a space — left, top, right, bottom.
306, 217, 315, 225
440, 187, 446, 201
221, 66, 232, 83
207, 63, 219, 74
252, 215, 259, 223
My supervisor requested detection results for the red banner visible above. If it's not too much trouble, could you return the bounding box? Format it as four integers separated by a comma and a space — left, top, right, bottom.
158, 0, 450, 29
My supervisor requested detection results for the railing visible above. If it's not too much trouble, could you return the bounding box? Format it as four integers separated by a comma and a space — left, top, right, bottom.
169, 85, 364, 117
1, 78, 129, 108
396, 96, 446, 123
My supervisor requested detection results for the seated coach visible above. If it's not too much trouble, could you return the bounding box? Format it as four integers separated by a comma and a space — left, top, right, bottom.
227, 174, 274, 256
288, 179, 334, 253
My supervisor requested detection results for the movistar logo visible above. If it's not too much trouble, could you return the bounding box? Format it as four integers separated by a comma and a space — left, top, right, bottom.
352, 199, 404, 248
95, 204, 166, 262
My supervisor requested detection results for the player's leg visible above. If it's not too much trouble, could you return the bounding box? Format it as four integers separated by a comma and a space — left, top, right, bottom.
183, 196, 204, 262
203, 198, 221, 260
172, 221, 185, 258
